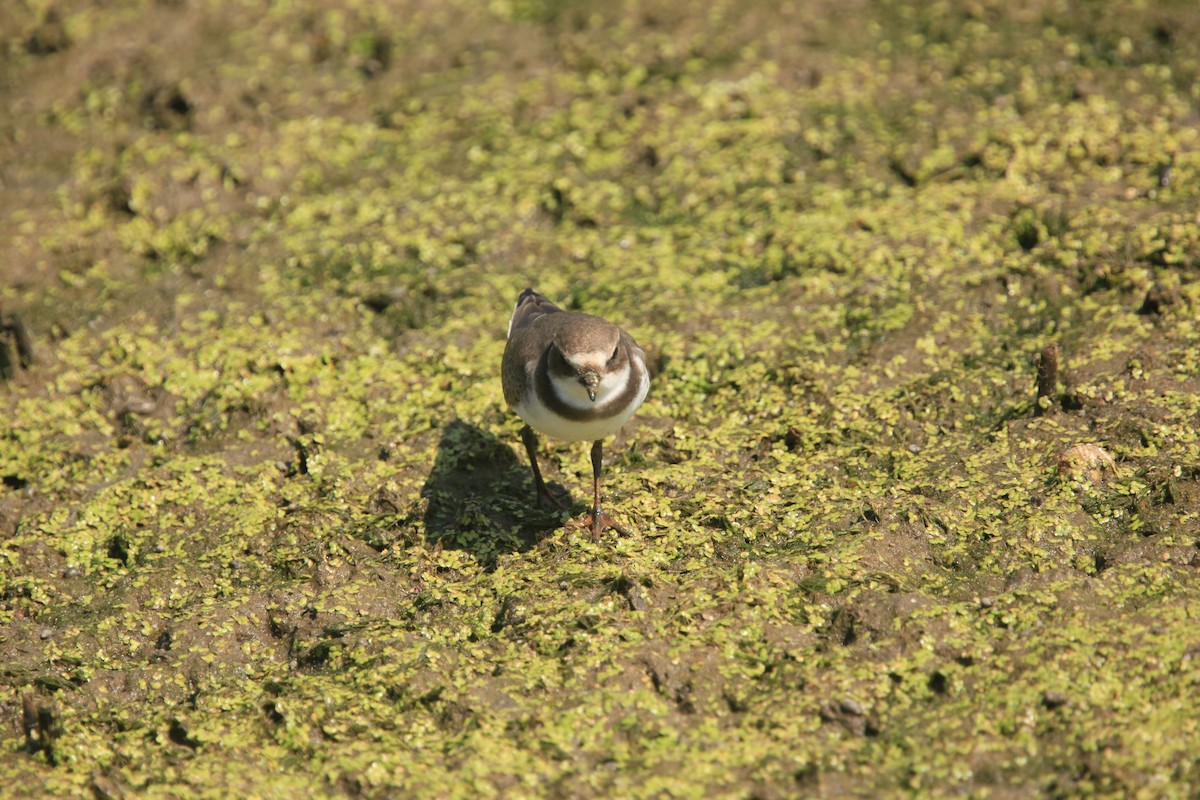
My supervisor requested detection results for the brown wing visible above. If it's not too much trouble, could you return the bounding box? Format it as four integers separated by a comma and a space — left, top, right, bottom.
502, 289, 561, 408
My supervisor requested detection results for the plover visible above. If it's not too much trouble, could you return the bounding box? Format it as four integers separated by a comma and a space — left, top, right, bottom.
501, 288, 649, 538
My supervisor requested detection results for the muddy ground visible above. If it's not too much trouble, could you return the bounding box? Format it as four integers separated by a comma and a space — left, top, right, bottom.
2, 0, 1200, 797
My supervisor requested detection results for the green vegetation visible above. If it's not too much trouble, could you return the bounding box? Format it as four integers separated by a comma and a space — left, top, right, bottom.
2, 0, 1199, 796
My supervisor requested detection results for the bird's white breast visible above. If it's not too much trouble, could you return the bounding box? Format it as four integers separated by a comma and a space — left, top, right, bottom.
516, 359, 649, 442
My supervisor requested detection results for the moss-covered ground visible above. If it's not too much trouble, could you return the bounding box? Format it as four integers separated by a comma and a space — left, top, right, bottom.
3, 0, 1200, 796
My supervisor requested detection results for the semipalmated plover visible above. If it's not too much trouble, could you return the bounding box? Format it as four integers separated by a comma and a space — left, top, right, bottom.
501, 288, 649, 538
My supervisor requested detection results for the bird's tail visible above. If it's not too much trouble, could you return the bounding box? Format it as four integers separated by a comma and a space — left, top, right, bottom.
507, 288, 562, 338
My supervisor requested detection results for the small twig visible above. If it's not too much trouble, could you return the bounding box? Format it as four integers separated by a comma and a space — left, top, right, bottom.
22, 691, 61, 765
0, 311, 34, 381
1035, 342, 1059, 417
12, 315, 34, 368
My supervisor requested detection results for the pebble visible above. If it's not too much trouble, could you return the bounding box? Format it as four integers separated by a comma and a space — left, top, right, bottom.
1041, 691, 1069, 709
839, 698, 865, 716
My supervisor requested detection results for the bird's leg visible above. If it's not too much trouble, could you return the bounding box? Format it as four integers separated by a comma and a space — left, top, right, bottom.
568, 439, 629, 539
520, 424, 564, 510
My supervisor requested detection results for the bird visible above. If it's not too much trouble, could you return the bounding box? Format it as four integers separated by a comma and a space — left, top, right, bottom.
501, 288, 649, 538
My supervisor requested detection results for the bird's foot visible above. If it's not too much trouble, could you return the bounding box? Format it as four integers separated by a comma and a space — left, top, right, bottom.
567, 509, 629, 540
535, 486, 569, 512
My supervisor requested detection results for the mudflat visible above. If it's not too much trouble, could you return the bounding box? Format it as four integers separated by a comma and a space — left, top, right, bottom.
2, 1, 1199, 796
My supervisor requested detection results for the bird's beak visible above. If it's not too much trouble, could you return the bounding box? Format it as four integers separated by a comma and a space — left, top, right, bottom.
581, 372, 600, 401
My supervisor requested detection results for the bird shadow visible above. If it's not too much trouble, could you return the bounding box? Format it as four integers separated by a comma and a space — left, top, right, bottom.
420, 419, 568, 566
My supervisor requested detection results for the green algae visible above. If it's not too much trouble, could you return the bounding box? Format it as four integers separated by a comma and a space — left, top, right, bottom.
2, 0, 1200, 797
